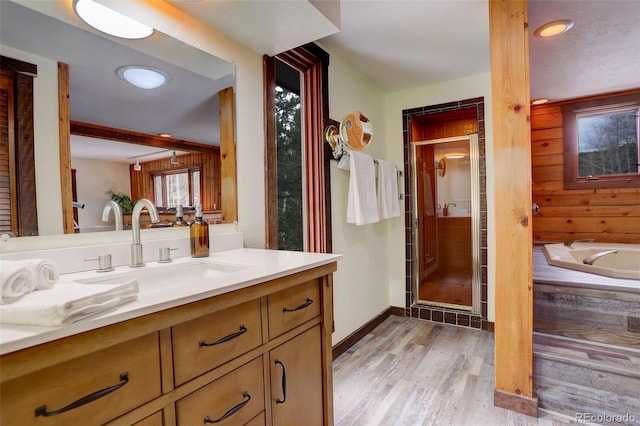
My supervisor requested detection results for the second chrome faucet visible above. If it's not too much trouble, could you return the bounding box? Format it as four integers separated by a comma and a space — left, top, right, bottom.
130, 199, 160, 267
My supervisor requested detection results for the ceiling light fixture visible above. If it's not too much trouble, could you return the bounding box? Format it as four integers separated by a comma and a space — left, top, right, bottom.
170, 150, 179, 165
133, 159, 141, 171
532, 98, 549, 106
159, 133, 172, 138
73, 0, 154, 39
533, 19, 574, 38
117, 66, 167, 90
445, 154, 465, 159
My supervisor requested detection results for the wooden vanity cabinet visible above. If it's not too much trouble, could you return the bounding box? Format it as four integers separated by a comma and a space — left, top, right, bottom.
0, 262, 336, 426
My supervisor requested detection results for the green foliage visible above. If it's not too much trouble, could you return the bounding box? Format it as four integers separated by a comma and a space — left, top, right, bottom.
275, 86, 304, 251
106, 190, 135, 213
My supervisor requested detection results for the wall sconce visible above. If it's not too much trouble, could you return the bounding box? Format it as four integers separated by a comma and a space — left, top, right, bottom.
436, 158, 447, 177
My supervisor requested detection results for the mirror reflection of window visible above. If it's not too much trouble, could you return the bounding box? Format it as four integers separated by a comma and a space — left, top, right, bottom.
152, 169, 201, 208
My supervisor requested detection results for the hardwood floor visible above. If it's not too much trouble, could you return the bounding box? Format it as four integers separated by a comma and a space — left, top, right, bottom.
333, 316, 574, 425
418, 270, 472, 306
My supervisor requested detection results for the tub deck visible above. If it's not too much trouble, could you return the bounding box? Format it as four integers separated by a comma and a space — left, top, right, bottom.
533, 246, 639, 292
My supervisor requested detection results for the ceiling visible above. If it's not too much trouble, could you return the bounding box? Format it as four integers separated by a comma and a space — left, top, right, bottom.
2, 0, 638, 163
169, 0, 638, 100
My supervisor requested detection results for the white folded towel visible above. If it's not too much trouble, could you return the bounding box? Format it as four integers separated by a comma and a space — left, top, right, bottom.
0, 259, 59, 304
0, 280, 138, 326
376, 159, 401, 220
347, 151, 379, 225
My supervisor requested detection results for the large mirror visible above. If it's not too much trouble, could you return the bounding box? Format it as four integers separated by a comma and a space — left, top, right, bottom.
0, 0, 237, 236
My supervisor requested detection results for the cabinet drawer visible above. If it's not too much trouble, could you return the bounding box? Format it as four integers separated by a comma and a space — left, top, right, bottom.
0, 333, 161, 426
133, 411, 163, 425
268, 280, 320, 339
176, 357, 265, 425
172, 298, 263, 385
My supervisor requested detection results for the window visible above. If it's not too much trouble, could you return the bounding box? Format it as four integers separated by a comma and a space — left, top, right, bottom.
152, 167, 201, 208
264, 44, 331, 253
563, 92, 640, 189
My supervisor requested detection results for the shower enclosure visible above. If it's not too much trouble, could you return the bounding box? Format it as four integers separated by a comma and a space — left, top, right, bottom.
412, 134, 481, 313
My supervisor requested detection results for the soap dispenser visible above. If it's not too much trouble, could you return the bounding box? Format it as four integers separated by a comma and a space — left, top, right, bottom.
172, 204, 189, 227
190, 203, 209, 257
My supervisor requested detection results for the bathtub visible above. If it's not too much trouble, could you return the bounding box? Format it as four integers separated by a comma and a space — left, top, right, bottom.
543, 242, 640, 280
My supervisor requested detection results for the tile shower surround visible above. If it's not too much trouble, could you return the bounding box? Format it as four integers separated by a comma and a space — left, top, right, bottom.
403, 97, 489, 330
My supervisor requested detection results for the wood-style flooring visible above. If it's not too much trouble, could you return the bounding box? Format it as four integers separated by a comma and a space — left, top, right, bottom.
333, 316, 574, 425
418, 270, 472, 306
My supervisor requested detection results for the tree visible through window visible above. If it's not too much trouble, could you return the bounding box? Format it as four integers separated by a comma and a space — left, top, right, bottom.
275, 85, 303, 251
577, 109, 639, 177
563, 92, 640, 189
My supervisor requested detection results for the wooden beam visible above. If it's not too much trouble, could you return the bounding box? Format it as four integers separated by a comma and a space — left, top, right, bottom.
489, 0, 538, 416
58, 62, 74, 234
219, 86, 237, 223
70, 121, 219, 155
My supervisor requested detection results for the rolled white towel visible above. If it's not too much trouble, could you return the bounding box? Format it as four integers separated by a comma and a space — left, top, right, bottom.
25, 259, 59, 290
0, 259, 59, 304
0, 262, 33, 305
0, 280, 139, 326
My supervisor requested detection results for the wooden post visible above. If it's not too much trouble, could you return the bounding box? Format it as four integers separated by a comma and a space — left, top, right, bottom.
58, 62, 74, 234
219, 86, 237, 223
489, 0, 538, 416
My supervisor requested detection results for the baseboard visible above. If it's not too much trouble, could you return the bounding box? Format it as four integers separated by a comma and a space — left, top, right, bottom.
494, 389, 538, 417
332, 306, 405, 360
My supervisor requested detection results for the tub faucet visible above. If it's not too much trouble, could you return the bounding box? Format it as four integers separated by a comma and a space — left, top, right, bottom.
101, 200, 123, 231
130, 199, 160, 268
582, 250, 618, 265
563, 238, 595, 247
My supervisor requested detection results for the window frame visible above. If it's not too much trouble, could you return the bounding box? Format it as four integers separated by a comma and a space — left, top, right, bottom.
563, 91, 640, 189
264, 43, 332, 253
150, 165, 201, 208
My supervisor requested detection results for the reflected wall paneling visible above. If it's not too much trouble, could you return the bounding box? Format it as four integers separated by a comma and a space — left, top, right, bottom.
129, 151, 221, 211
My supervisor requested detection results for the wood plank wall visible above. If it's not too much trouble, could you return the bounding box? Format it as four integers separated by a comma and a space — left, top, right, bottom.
531, 99, 640, 244
129, 151, 221, 212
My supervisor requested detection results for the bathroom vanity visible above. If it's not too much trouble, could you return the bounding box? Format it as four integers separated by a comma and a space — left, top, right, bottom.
0, 249, 339, 426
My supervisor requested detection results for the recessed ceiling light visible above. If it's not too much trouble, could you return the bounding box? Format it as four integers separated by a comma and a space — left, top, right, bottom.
532, 98, 549, 105
117, 66, 168, 90
533, 20, 574, 38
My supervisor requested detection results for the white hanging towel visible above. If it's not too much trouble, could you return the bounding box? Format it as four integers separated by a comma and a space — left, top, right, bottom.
377, 159, 401, 219
347, 151, 379, 225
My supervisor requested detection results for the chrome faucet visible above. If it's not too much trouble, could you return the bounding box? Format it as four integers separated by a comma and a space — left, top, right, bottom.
564, 238, 595, 247
582, 250, 618, 265
101, 200, 123, 231
130, 199, 160, 267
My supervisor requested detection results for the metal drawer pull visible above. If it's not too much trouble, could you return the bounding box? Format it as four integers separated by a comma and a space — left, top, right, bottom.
283, 298, 313, 313
35, 372, 129, 417
204, 391, 251, 423
275, 359, 287, 404
199, 325, 247, 347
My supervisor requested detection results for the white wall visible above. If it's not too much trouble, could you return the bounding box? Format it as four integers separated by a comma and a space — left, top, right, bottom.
385, 73, 495, 322
325, 50, 396, 344
71, 157, 131, 231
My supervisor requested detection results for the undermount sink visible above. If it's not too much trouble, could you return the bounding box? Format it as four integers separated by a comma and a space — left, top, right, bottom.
73, 259, 250, 287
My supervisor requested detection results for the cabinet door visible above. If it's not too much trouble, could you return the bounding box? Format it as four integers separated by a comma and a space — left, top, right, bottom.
270, 325, 323, 426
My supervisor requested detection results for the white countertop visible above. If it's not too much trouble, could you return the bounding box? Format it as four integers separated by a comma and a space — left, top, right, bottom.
0, 248, 341, 355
